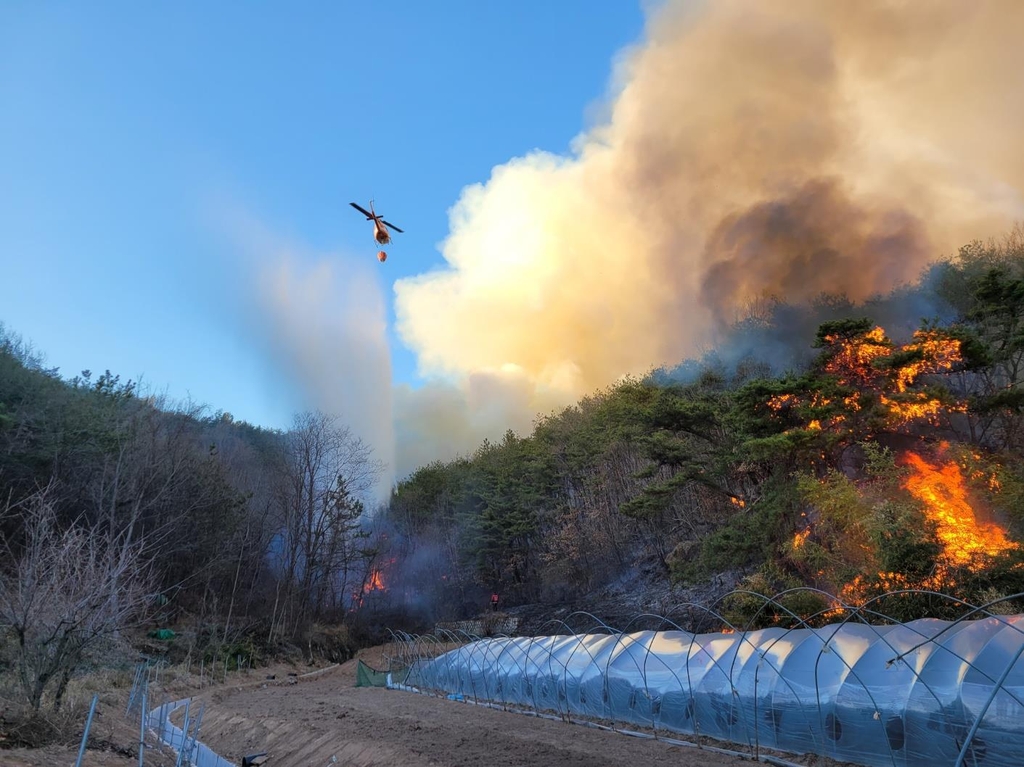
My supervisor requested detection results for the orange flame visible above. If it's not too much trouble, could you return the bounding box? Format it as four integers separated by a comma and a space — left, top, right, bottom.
822, 326, 890, 387
802, 445, 1017, 612
895, 331, 965, 393
901, 450, 1016, 568
363, 568, 386, 593
771, 325, 1017, 614
766, 325, 966, 436
350, 557, 397, 610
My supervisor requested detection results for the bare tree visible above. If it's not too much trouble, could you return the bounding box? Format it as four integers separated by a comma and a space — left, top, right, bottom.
0, 484, 154, 711
268, 411, 384, 637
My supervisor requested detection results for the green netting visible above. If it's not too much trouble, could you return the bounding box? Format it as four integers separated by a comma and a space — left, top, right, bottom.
355, 659, 407, 687
148, 628, 176, 640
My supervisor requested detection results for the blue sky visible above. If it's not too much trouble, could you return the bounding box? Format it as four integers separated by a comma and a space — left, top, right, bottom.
1, 2, 647, 431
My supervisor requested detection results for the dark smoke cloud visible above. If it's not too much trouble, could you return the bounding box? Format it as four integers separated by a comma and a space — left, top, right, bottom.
700, 178, 930, 330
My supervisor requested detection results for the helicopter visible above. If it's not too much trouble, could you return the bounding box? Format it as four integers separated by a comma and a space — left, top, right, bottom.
350, 200, 403, 248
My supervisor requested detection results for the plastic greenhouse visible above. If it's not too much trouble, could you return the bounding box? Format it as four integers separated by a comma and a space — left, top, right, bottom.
401, 614, 1024, 767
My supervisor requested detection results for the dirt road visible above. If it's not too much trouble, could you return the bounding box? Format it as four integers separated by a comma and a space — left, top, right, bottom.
188, 658, 808, 767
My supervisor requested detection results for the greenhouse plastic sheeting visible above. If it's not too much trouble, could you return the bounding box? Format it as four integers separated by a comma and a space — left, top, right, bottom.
149, 698, 236, 767
406, 615, 1024, 767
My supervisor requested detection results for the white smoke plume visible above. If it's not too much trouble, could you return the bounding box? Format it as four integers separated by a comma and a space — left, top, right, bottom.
390, 0, 1024, 474
220, 208, 397, 499
217, 2, 1024, 483
257, 257, 394, 486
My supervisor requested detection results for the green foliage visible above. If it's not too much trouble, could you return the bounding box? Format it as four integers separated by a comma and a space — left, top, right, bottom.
950, 445, 1024, 537
792, 469, 877, 586
789, 450, 942, 595
718, 562, 830, 630
675, 477, 800, 582
813, 317, 875, 348
619, 381, 738, 519
871, 500, 942, 579
467, 430, 558, 592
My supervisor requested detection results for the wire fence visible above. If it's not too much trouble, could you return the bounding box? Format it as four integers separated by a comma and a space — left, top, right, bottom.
382, 588, 1024, 767
117, 655, 233, 767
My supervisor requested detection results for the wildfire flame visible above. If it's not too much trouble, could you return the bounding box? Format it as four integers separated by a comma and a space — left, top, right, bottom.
822, 326, 890, 387
363, 568, 386, 594
766, 326, 966, 435
350, 557, 396, 610
900, 450, 1016, 567
774, 325, 1017, 617
819, 447, 1019, 614
894, 332, 965, 393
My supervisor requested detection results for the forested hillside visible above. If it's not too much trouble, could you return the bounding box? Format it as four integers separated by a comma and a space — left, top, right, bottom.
382, 230, 1024, 625
2, 230, 1023, 717
0, 342, 388, 712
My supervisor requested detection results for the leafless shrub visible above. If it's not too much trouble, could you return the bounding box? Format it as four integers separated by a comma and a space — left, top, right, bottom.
0, 484, 155, 711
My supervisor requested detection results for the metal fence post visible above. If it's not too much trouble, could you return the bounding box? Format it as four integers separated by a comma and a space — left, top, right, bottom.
187, 703, 206, 765
74, 693, 100, 767
126, 663, 142, 715
175, 700, 192, 767
138, 690, 147, 767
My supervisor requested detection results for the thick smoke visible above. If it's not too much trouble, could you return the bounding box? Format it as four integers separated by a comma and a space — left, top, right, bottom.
218, 1, 1024, 483
700, 178, 929, 329
221, 209, 397, 499
393, 371, 571, 476
392, 0, 1024, 471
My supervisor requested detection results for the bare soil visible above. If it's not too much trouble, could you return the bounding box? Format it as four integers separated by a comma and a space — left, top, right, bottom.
176, 649, 842, 767
3, 648, 848, 767
193, 667, 744, 766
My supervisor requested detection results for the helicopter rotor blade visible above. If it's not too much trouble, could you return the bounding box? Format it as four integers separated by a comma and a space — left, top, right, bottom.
382, 220, 403, 233
349, 202, 374, 219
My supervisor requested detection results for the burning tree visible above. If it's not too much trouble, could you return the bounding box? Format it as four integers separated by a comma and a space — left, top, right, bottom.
267, 411, 385, 638
741, 318, 968, 463
787, 441, 1022, 618
718, 316, 1024, 622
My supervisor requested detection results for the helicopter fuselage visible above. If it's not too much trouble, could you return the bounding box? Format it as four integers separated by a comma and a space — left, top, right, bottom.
350, 201, 401, 254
